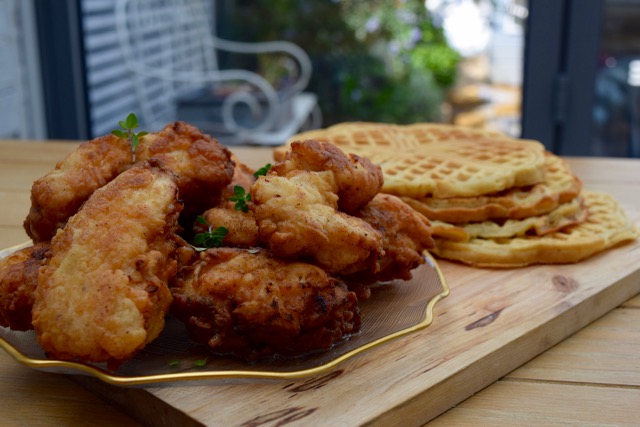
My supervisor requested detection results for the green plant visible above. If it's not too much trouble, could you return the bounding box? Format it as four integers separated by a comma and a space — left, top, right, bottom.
111, 113, 148, 162
222, 0, 459, 124
341, 0, 459, 84
192, 216, 228, 250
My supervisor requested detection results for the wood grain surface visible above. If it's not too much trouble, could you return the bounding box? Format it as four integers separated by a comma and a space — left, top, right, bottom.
1, 141, 639, 426
429, 305, 640, 425
0, 141, 143, 427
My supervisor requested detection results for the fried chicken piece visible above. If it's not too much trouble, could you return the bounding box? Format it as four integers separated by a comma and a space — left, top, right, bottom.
24, 134, 132, 242
251, 140, 384, 274
191, 154, 260, 248
170, 247, 360, 360
251, 170, 383, 274
25, 121, 234, 242
32, 160, 182, 363
139, 121, 235, 218
344, 194, 435, 295
0, 242, 49, 331
273, 139, 383, 212
223, 153, 257, 199
194, 207, 260, 248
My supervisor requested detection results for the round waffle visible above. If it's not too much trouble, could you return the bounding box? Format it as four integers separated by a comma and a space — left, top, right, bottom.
279, 122, 547, 199
430, 196, 587, 242
402, 152, 583, 223
280, 122, 508, 153
429, 191, 638, 268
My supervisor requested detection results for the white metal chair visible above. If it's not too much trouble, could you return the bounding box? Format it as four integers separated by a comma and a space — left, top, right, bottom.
114, 0, 320, 145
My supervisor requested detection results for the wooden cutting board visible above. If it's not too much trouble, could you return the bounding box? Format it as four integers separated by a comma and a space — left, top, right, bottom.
70, 154, 640, 427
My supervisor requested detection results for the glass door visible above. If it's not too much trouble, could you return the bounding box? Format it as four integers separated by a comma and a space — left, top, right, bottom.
592, 0, 640, 157
522, 0, 640, 157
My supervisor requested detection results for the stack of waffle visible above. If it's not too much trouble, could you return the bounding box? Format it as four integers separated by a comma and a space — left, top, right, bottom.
278, 122, 638, 268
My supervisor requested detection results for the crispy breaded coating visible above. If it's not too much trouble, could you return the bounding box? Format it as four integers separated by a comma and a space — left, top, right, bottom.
24, 134, 132, 242
273, 139, 383, 212
251, 140, 384, 274
346, 194, 435, 289
191, 155, 260, 248
32, 160, 182, 363
224, 153, 257, 199
251, 170, 383, 275
0, 242, 49, 331
25, 121, 234, 242
194, 207, 260, 248
170, 247, 360, 360
139, 121, 235, 217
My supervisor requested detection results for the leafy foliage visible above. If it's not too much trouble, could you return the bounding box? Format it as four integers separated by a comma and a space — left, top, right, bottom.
111, 113, 148, 162
253, 163, 272, 177
192, 216, 228, 250
229, 186, 251, 213
224, 0, 460, 124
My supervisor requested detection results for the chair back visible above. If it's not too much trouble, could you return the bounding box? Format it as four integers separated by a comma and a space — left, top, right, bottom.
115, 0, 222, 131
115, 0, 318, 144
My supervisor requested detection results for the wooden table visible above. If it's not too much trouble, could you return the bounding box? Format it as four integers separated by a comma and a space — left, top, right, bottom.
1, 140, 639, 426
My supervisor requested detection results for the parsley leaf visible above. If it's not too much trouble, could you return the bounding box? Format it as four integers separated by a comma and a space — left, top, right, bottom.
192, 216, 228, 250
111, 113, 147, 162
253, 163, 272, 177
193, 358, 208, 367
193, 226, 228, 250
229, 185, 251, 213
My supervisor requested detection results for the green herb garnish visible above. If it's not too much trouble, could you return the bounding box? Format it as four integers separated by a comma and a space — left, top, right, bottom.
193, 358, 208, 367
192, 216, 228, 251
229, 185, 251, 213
168, 360, 180, 368
111, 113, 148, 162
253, 163, 272, 177
193, 226, 228, 251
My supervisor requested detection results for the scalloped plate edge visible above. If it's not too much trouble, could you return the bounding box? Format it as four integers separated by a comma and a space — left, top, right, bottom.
1, 243, 449, 386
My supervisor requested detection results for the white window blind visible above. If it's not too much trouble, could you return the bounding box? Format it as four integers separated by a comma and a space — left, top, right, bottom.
0, 0, 45, 140
80, 0, 213, 137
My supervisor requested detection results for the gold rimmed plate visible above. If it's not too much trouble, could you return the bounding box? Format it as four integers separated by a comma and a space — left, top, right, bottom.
0, 242, 449, 386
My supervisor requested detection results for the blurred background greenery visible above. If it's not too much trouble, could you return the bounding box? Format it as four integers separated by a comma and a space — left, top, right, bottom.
217, 0, 461, 126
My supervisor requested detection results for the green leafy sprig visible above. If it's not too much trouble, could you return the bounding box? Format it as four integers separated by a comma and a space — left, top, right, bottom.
167, 358, 209, 368
229, 185, 251, 213
193, 358, 208, 367
253, 163, 272, 177
192, 216, 228, 251
111, 113, 148, 162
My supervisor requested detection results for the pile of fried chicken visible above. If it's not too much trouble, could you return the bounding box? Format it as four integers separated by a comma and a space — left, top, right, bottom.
0, 122, 434, 364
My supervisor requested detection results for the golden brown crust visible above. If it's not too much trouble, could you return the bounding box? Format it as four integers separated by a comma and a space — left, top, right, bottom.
190, 154, 260, 249
430, 191, 638, 268
251, 171, 383, 275
32, 160, 182, 363
0, 242, 50, 330
24, 134, 132, 242
24, 121, 234, 243
402, 153, 583, 223
223, 153, 257, 199
170, 247, 360, 360
139, 121, 235, 216
252, 140, 385, 274
430, 196, 588, 242
346, 194, 434, 287
195, 206, 260, 248
273, 139, 383, 212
